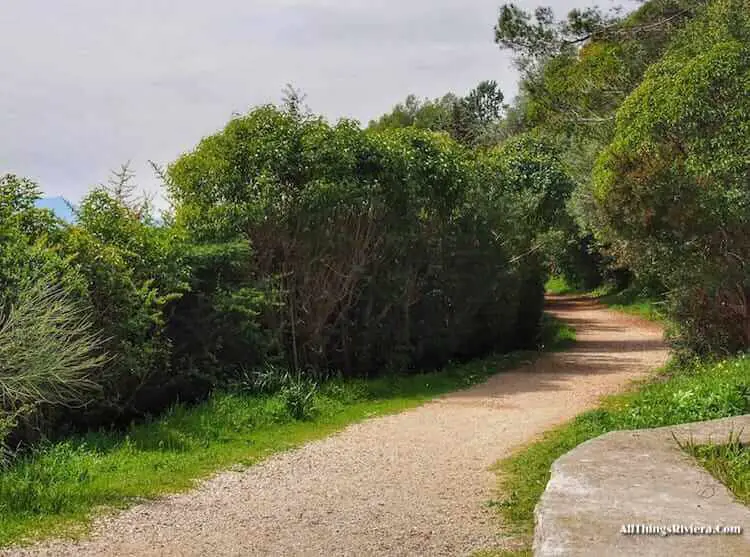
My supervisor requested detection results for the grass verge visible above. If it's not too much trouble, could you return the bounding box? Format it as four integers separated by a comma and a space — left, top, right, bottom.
0, 314, 574, 548
596, 286, 665, 323
545, 276, 664, 322
544, 276, 580, 295
491, 354, 750, 553
683, 433, 750, 506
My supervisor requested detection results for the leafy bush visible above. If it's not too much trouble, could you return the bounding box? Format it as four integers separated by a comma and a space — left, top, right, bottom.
168, 106, 553, 380
280, 379, 318, 421
0, 91, 579, 461
0, 279, 105, 411
166, 241, 281, 389
54, 190, 192, 424
0, 278, 107, 454
245, 364, 319, 420
593, 0, 750, 355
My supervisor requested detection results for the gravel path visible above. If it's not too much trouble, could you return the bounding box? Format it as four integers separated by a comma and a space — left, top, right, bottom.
6, 296, 668, 557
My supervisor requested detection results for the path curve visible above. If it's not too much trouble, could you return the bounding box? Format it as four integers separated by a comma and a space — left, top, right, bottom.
7, 296, 668, 556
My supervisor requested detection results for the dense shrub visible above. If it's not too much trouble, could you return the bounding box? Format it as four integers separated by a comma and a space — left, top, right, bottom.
0, 177, 107, 449
0, 176, 80, 309
593, 0, 750, 355
51, 190, 192, 425
0, 278, 106, 454
166, 241, 281, 388
494, 0, 713, 291
168, 107, 552, 378
0, 106, 571, 453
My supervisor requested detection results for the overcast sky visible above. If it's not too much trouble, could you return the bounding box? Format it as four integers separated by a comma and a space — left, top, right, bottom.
1, 0, 626, 206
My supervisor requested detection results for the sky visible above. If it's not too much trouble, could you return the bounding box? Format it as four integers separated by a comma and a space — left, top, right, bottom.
1, 0, 626, 207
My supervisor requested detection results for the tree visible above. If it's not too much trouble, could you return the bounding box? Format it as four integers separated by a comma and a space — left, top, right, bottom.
281, 83, 310, 119
168, 104, 548, 376
464, 80, 504, 127
593, 0, 750, 353
495, 3, 620, 71
370, 81, 505, 147
495, 1, 706, 72
492, 0, 716, 290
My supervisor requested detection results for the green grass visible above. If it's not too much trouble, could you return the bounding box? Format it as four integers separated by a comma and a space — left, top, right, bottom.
545, 276, 577, 295
683, 434, 750, 506
544, 276, 592, 296
545, 276, 664, 322
596, 286, 665, 323
538, 312, 576, 351
491, 354, 750, 553
0, 314, 574, 548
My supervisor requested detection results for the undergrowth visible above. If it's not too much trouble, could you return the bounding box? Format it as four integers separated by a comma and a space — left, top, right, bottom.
596, 286, 666, 323
682, 432, 750, 507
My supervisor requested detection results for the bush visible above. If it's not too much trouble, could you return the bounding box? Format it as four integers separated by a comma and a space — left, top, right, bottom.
53, 190, 192, 425
0, 102, 576, 458
593, 0, 750, 355
0, 278, 106, 452
168, 107, 553, 380
166, 241, 281, 389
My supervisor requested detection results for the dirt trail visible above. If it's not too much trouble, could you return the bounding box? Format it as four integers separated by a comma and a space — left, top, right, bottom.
7, 296, 668, 557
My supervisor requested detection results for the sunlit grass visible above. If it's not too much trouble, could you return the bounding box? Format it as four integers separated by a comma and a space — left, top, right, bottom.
544, 276, 581, 295
596, 286, 666, 322
545, 276, 665, 323
682, 433, 750, 506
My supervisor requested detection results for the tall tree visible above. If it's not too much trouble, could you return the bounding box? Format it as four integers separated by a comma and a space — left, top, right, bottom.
370, 81, 505, 147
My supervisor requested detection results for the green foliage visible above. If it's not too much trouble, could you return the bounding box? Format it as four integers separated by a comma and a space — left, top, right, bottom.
684, 435, 750, 507
597, 285, 666, 323
369, 93, 458, 134
495, 3, 620, 69
0, 176, 73, 309
0, 279, 105, 413
487, 134, 574, 229
593, 0, 750, 354
166, 241, 279, 392
544, 232, 605, 290
0, 95, 571, 469
495, 1, 713, 292
497, 0, 750, 353
368, 80, 505, 147
544, 276, 575, 295
168, 105, 551, 380
0, 91, 575, 463
55, 189, 194, 423
0, 175, 62, 244
0, 176, 105, 450
1, 173, 241, 446
280, 379, 318, 421
244, 364, 318, 420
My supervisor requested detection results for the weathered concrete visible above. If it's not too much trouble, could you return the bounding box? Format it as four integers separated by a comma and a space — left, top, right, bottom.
534, 415, 750, 556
